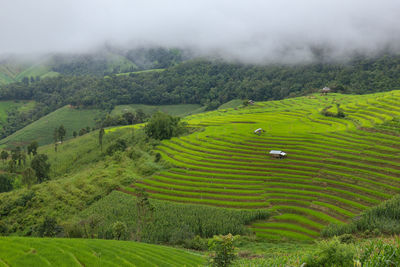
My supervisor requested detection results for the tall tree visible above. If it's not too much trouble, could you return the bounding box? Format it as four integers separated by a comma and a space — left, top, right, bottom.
58, 125, 66, 143
135, 188, 154, 242
99, 128, 105, 151
0, 151, 8, 163
0, 174, 13, 193
53, 128, 59, 152
22, 167, 37, 188
31, 154, 51, 183
11, 147, 22, 166
27, 141, 38, 157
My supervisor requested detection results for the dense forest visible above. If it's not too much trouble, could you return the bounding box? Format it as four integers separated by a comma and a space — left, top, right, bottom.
1, 53, 400, 138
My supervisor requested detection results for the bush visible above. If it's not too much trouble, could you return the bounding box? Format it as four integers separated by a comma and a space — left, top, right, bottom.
112, 221, 128, 240
144, 112, 187, 140
184, 235, 209, 251
34, 216, 63, 237
106, 138, 127, 155
358, 238, 400, 266
208, 234, 239, 267
0, 221, 8, 235
303, 237, 356, 267
338, 234, 354, 244
0, 174, 13, 193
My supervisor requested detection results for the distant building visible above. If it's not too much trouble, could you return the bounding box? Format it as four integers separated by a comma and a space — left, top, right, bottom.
248, 100, 255, 105
321, 87, 331, 95
269, 150, 287, 158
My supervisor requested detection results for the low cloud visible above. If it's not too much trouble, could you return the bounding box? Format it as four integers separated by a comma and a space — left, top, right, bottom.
1, 0, 400, 63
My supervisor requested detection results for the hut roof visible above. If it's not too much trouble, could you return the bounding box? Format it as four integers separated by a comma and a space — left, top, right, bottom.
254, 128, 263, 133
269, 150, 286, 156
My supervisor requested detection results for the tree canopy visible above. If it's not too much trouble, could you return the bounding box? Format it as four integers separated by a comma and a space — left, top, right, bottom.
144, 112, 187, 140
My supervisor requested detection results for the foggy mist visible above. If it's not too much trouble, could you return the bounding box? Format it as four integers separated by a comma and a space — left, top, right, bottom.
1, 0, 400, 63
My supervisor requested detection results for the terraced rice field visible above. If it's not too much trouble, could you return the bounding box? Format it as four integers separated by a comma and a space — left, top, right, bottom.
0, 237, 205, 266
124, 91, 400, 241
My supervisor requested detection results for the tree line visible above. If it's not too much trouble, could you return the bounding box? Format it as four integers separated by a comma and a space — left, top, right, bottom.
1, 54, 400, 139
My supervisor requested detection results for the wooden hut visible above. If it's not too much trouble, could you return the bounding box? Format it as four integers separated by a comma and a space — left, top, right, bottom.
321, 87, 331, 95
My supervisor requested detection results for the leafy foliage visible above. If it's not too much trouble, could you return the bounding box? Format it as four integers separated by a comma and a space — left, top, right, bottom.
30, 154, 50, 183
358, 238, 400, 267
208, 234, 239, 267
144, 112, 187, 140
303, 237, 356, 267
0, 174, 13, 193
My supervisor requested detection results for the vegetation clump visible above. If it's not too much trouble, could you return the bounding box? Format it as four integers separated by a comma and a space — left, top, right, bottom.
144, 112, 187, 140
208, 234, 239, 267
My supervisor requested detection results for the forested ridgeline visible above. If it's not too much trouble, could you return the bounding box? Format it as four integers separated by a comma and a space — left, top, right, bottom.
2, 55, 400, 108
1, 54, 400, 139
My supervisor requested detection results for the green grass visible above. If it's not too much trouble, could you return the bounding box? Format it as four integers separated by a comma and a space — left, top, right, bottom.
218, 99, 243, 110
0, 105, 105, 147
0, 237, 205, 266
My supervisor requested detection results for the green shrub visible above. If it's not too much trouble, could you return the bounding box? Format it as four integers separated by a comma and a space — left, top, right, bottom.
34, 217, 63, 237
184, 235, 209, 251
144, 112, 187, 140
208, 234, 239, 267
303, 237, 356, 267
112, 221, 128, 240
0, 174, 13, 193
0, 221, 8, 235
338, 234, 354, 244
106, 138, 127, 155
358, 238, 400, 266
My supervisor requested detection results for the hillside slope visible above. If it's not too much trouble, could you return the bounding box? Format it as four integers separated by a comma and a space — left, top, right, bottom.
0, 237, 205, 266
127, 90, 400, 241
0, 106, 105, 147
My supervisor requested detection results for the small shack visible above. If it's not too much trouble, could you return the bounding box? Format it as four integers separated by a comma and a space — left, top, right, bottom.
248, 100, 255, 105
269, 150, 287, 159
254, 128, 265, 135
321, 87, 331, 95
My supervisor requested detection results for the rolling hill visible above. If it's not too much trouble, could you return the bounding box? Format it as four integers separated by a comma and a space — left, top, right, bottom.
123, 90, 400, 241
0, 101, 35, 130
0, 106, 105, 147
0, 237, 205, 266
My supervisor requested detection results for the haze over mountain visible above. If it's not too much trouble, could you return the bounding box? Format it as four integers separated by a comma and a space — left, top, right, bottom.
1, 0, 400, 63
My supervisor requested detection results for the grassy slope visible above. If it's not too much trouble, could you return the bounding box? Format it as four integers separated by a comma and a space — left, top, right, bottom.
112, 103, 205, 117
0, 106, 105, 147
0, 237, 205, 267
0, 128, 142, 234
0, 61, 57, 85
127, 90, 400, 241
0, 53, 137, 85
0, 101, 35, 129
218, 99, 243, 110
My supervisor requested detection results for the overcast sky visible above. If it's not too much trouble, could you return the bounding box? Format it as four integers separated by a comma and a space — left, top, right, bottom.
1, 0, 400, 63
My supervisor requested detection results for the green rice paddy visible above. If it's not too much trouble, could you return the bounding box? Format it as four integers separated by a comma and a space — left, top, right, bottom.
0, 237, 205, 266
124, 91, 400, 241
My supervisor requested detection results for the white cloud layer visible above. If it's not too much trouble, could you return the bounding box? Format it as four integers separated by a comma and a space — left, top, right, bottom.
1, 0, 400, 63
